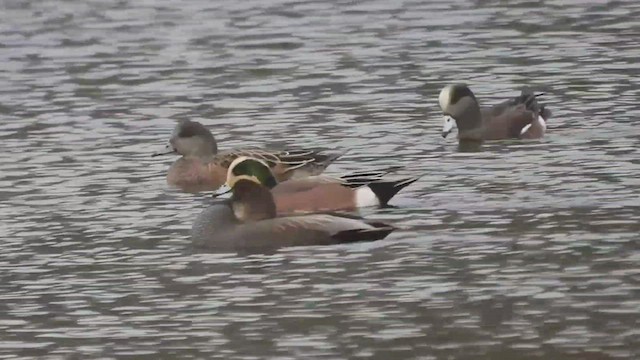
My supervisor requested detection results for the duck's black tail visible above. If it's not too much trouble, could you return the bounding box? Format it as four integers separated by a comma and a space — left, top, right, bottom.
518, 87, 551, 121
367, 176, 419, 206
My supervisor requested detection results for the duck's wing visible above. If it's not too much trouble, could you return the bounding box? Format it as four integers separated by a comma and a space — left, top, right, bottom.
262, 213, 395, 247
482, 89, 550, 139
194, 213, 394, 253
272, 166, 405, 194
213, 148, 343, 179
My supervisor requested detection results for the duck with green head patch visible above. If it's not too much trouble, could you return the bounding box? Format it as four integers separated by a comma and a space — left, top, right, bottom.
221, 157, 419, 214
190, 157, 396, 253
152, 119, 343, 193
438, 83, 551, 142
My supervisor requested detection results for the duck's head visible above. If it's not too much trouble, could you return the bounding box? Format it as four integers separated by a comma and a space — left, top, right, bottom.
226, 157, 278, 222
153, 119, 218, 157
226, 156, 278, 189
438, 83, 480, 138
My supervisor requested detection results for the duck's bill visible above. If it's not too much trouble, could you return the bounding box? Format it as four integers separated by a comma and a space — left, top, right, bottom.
212, 184, 232, 198
441, 115, 456, 138
151, 144, 176, 157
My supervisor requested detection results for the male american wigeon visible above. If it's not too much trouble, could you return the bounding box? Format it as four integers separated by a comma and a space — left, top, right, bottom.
438, 84, 551, 141
222, 156, 419, 214
190, 158, 395, 253
153, 119, 343, 193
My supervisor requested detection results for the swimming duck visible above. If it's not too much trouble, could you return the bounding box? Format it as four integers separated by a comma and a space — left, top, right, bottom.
438, 84, 551, 141
190, 158, 396, 253
153, 119, 342, 193
222, 157, 419, 214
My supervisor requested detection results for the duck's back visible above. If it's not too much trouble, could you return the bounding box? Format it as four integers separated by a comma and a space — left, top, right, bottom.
214, 148, 341, 182
482, 89, 550, 140
273, 183, 356, 214
271, 176, 340, 194
481, 102, 535, 140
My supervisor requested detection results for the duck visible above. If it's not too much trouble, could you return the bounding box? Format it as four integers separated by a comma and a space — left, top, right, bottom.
153, 119, 343, 193
438, 84, 551, 142
220, 157, 419, 214
190, 158, 396, 253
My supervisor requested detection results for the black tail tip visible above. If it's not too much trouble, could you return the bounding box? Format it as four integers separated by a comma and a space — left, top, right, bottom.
368, 177, 419, 206
540, 105, 552, 120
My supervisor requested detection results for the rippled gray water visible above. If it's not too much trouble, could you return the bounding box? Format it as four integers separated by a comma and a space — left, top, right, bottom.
1, 0, 640, 358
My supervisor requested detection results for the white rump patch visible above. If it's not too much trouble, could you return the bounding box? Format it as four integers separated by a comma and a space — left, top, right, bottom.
520, 116, 547, 135
355, 187, 380, 208
537, 115, 547, 131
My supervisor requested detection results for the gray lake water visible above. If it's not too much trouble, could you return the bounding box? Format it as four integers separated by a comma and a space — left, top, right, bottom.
1, 0, 639, 358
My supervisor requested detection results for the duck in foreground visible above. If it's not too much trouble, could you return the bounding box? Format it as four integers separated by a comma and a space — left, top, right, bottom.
153, 119, 343, 193
222, 157, 419, 214
438, 84, 551, 142
190, 158, 396, 253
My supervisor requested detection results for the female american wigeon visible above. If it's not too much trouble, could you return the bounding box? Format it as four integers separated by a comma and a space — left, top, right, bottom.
222, 156, 419, 214
190, 158, 395, 253
438, 84, 551, 141
153, 119, 343, 193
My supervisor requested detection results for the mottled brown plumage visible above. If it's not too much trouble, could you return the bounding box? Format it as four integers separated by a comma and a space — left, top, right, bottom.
153, 119, 342, 193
